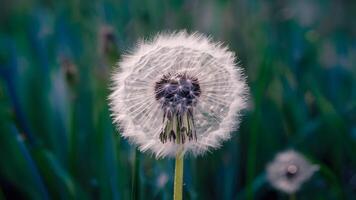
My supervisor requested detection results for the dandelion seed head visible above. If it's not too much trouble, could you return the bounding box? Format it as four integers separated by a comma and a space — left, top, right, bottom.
109, 31, 249, 158
266, 150, 319, 194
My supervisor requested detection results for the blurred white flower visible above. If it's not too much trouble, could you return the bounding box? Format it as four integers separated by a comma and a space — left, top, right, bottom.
109, 31, 248, 158
157, 173, 169, 189
266, 150, 319, 194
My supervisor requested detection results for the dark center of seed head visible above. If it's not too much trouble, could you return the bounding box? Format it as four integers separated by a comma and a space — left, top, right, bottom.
154, 73, 201, 114
154, 73, 201, 144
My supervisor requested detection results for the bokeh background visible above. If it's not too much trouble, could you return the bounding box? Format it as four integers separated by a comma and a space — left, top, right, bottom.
0, 0, 355, 199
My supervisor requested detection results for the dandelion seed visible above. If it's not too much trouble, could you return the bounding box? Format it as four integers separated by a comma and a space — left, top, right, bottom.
266, 150, 319, 194
109, 31, 248, 158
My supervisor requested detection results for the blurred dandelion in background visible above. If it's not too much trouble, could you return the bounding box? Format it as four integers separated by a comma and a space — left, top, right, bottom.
157, 172, 169, 189
109, 31, 248, 158
98, 25, 117, 57
266, 150, 319, 194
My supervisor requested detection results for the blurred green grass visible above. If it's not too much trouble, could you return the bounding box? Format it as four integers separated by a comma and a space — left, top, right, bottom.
0, 0, 355, 199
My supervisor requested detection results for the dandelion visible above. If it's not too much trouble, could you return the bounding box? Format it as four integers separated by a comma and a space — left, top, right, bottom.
266, 150, 319, 195
109, 31, 248, 200
110, 31, 248, 157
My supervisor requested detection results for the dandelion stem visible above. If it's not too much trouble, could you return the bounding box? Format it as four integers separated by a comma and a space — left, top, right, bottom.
173, 148, 184, 200
290, 193, 296, 200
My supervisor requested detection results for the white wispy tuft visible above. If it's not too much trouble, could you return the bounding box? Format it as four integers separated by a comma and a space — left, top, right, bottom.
109, 30, 249, 158
266, 150, 319, 194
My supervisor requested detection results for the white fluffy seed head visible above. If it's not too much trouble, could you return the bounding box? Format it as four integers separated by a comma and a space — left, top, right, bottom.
266, 150, 319, 194
109, 31, 249, 158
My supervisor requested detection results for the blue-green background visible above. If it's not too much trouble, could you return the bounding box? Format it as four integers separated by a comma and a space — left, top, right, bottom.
0, 0, 355, 199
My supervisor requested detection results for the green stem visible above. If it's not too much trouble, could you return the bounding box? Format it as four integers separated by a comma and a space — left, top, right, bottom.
290, 193, 296, 200
173, 149, 184, 200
